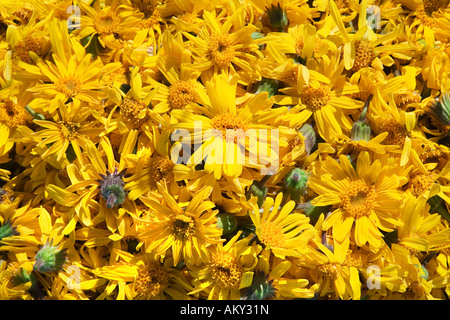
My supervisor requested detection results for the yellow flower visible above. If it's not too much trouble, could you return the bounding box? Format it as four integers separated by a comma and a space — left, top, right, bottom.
182, 7, 262, 81
189, 232, 260, 300
298, 241, 361, 299
138, 183, 223, 266
32, 99, 103, 162
77, 0, 142, 50
172, 73, 279, 181
310, 151, 407, 251
249, 192, 315, 259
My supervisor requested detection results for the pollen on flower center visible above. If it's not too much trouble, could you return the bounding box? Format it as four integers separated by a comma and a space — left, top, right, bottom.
172, 214, 195, 239
120, 98, 146, 126
259, 221, 285, 248
300, 84, 331, 110
55, 76, 82, 97
317, 263, 342, 278
209, 252, 243, 289
0, 99, 28, 127
15, 36, 40, 63
208, 33, 235, 68
211, 113, 248, 141
408, 173, 436, 197
352, 40, 375, 71
94, 11, 119, 34
59, 121, 80, 140
340, 179, 376, 218
168, 81, 196, 109
378, 119, 407, 147
151, 155, 175, 185
135, 263, 169, 298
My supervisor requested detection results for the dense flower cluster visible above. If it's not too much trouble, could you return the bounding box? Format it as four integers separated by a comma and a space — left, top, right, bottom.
0, 0, 450, 300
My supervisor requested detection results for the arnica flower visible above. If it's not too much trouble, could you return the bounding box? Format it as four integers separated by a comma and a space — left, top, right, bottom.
33, 241, 67, 273
138, 184, 223, 266
249, 192, 315, 259
298, 241, 361, 300
188, 232, 260, 300
97, 167, 127, 209
309, 151, 407, 251
242, 248, 316, 299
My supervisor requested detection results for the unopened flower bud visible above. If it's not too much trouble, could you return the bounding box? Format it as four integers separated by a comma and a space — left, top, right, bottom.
216, 213, 237, 235
255, 78, 279, 98
247, 180, 268, 208
0, 220, 18, 241
430, 92, 450, 126
284, 168, 310, 202
299, 124, 316, 155
266, 3, 288, 31
33, 242, 67, 273
97, 168, 128, 208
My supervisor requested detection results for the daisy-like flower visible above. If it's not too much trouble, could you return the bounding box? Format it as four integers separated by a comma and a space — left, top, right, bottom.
138, 183, 223, 266
309, 151, 408, 251
274, 51, 364, 142
298, 241, 361, 299
242, 248, 316, 299
15, 19, 105, 107
93, 249, 194, 300
103, 66, 159, 132
396, 193, 450, 255
151, 31, 210, 112
182, 6, 262, 81
124, 126, 189, 199
32, 98, 103, 162
249, 192, 315, 259
188, 231, 260, 300
77, 0, 143, 50
172, 73, 279, 181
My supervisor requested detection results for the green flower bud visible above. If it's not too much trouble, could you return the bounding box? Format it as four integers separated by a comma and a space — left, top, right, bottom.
351, 94, 372, 142
265, 3, 288, 31
33, 242, 67, 273
430, 92, 450, 126
97, 168, 128, 208
241, 271, 277, 300
296, 202, 330, 224
351, 121, 371, 142
216, 213, 237, 235
247, 180, 268, 208
0, 220, 19, 242
284, 168, 310, 202
299, 124, 316, 155
255, 78, 279, 98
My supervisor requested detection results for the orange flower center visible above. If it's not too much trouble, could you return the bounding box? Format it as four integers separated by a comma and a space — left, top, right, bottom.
120, 98, 146, 126
300, 84, 331, 110
209, 252, 243, 289
317, 263, 342, 278
340, 179, 376, 218
94, 11, 119, 34
15, 36, 40, 64
378, 119, 407, 147
135, 263, 169, 299
211, 113, 248, 142
208, 33, 235, 68
408, 173, 436, 197
151, 155, 175, 186
59, 121, 80, 140
55, 76, 82, 97
352, 40, 375, 72
0, 100, 28, 127
259, 221, 285, 248
168, 81, 196, 109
